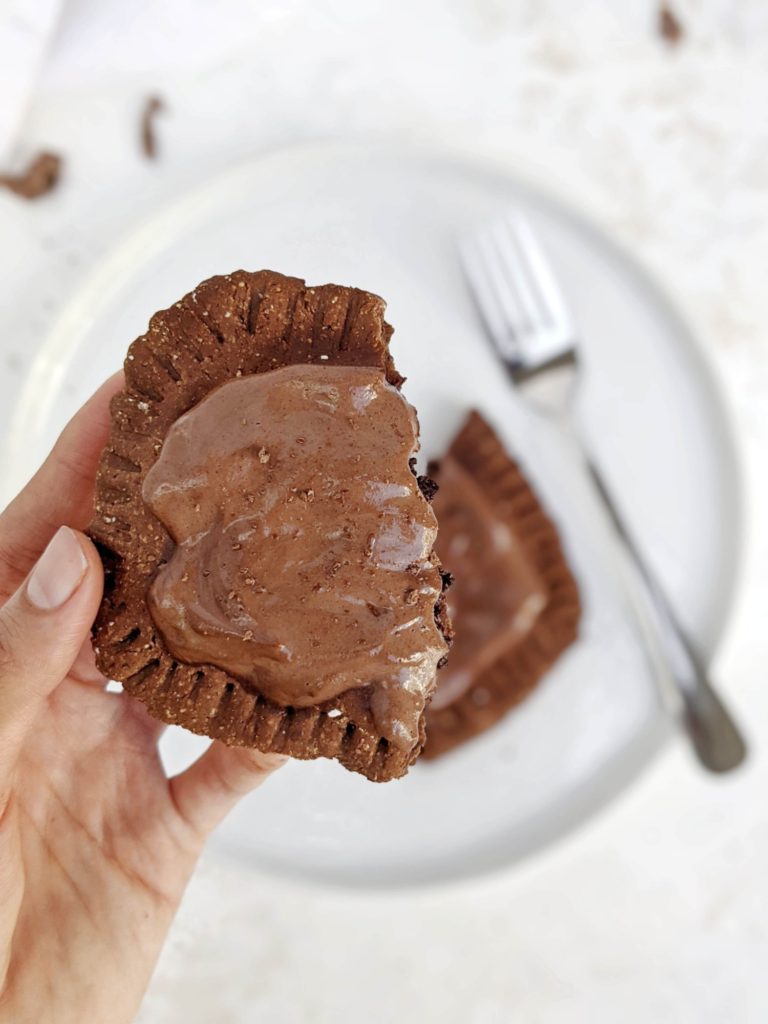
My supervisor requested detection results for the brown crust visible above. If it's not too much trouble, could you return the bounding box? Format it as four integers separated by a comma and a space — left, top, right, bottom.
88, 269, 448, 782
423, 411, 580, 759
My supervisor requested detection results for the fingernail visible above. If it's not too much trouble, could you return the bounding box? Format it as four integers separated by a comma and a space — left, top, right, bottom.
27, 527, 89, 611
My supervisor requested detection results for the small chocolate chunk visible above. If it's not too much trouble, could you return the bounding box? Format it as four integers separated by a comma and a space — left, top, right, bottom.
417, 475, 439, 502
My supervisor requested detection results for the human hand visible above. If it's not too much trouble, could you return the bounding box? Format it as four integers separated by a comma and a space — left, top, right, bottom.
0, 376, 285, 1024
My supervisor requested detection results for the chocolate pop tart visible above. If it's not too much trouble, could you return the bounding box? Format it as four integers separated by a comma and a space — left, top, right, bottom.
89, 270, 452, 782
424, 411, 580, 758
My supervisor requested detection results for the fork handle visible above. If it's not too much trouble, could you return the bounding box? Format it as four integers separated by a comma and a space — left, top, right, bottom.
583, 456, 747, 773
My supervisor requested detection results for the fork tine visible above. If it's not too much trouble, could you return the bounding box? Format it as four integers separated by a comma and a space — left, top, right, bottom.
460, 212, 577, 369
491, 216, 546, 332
459, 233, 512, 354
475, 228, 530, 339
460, 230, 527, 361
510, 215, 574, 333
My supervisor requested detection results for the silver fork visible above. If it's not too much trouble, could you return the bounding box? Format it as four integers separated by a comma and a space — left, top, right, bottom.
460, 213, 746, 773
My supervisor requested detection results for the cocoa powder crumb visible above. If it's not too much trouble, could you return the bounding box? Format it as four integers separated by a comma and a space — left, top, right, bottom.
658, 3, 684, 45
0, 152, 62, 200
141, 95, 165, 159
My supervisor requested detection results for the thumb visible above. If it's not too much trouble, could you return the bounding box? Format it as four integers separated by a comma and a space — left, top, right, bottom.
0, 527, 103, 753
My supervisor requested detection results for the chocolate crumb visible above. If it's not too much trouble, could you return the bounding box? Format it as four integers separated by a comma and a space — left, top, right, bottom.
658, 3, 684, 45
141, 95, 165, 160
0, 152, 61, 200
417, 475, 439, 502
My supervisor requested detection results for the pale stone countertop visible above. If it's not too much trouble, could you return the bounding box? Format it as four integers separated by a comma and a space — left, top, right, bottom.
1, 2, 767, 1021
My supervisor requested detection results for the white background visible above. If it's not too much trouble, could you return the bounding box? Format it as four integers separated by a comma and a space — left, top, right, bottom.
1, 1, 767, 1021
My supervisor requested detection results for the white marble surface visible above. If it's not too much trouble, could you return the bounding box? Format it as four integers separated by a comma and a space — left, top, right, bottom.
1, 1, 767, 1021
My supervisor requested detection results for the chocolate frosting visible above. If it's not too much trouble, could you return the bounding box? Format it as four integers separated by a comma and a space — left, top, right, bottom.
142, 364, 448, 750
430, 453, 546, 711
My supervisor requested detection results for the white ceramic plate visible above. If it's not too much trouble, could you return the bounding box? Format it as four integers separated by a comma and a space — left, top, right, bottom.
2, 142, 743, 887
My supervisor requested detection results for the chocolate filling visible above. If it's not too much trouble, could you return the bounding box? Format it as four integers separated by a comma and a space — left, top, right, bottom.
142, 364, 448, 750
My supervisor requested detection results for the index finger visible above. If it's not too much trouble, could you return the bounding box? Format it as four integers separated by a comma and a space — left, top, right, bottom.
0, 372, 124, 598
